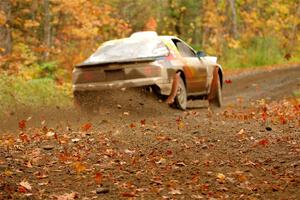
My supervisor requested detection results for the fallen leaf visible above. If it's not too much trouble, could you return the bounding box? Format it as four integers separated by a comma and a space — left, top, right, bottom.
81, 123, 92, 132
20, 133, 29, 143
175, 162, 187, 167
236, 129, 246, 139
19, 120, 26, 130
261, 107, 267, 122
140, 119, 146, 126
168, 189, 182, 195
26, 161, 33, 168
258, 139, 269, 147
166, 149, 173, 156
4, 170, 13, 176
54, 192, 78, 200
71, 138, 80, 143
46, 131, 55, 137
18, 186, 27, 193
129, 123, 136, 128
94, 172, 103, 184
216, 173, 226, 183
34, 171, 48, 179
237, 129, 245, 135
73, 161, 86, 174
156, 136, 170, 141
124, 149, 135, 155
121, 192, 136, 197
191, 194, 204, 199
156, 158, 167, 165
38, 182, 49, 186
225, 79, 232, 84
235, 171, 247, 182
54, 133, 59, 140
272, 184, 282, 191
279, 116, 287, 125
58, 153, 70, 162
177, 121, 185, 129
20, 181, 32, 190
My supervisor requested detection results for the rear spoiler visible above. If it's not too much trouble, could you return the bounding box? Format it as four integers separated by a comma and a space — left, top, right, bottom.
76, 57, 159, 68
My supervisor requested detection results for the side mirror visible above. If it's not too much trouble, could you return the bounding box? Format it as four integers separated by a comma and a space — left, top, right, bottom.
197, 51, 206, 57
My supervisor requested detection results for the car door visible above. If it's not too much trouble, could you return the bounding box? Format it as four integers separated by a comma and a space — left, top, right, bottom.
171, 39, 207, 94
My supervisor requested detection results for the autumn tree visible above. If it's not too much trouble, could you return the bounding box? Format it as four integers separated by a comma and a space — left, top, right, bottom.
0, 0, 299, 74
0, 0, 12, 56
0, 0, 131, 75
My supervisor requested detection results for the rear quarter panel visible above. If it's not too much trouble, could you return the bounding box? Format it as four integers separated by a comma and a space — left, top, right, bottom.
73, 62, 163, 85
161, 37, 207, 94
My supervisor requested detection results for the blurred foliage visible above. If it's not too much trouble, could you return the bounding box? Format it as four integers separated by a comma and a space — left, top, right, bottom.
0, 0, 299, 76
0, 74, 72, 111
222, 37, 285, 68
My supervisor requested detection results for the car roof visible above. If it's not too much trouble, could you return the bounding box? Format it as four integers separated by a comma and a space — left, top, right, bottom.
100, 33, 196, 52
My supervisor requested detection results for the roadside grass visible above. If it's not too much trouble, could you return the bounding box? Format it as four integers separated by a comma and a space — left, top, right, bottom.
0, 75, 72, 113
293, 90, 300, 98
221, 37, 300, 69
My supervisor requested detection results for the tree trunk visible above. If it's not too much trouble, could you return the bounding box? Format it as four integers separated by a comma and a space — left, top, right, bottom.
292, 3, 300, 47
228, 0, 238, 39
201, 0, 209, 48
0, 0, 12, 56
43, 0, 51, 60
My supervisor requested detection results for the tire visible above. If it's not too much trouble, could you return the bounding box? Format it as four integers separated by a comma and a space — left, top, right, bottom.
209, 76, 222, 108
174, 77, 187, 110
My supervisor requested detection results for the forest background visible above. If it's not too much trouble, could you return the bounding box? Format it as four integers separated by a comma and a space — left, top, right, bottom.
0, 0, 299, 110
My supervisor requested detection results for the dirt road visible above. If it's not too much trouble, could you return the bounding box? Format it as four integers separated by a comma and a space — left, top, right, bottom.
0, 65, 299, 199
223, 64, 300, 103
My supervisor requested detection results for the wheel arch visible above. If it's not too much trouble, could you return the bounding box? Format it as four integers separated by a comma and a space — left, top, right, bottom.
176, 69, 186, 87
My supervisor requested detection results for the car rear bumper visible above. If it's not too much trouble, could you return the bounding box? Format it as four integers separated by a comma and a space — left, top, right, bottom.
72, 77, 168, 91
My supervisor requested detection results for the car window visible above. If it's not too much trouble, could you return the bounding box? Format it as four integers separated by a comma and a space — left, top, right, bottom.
85, 37, 169, 64
171, 39, 196, 57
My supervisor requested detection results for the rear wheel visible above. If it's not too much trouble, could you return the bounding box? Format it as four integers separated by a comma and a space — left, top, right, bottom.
174, 77, 187, 110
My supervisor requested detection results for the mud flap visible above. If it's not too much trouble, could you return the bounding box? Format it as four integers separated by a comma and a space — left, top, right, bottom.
208, 67, 219, 102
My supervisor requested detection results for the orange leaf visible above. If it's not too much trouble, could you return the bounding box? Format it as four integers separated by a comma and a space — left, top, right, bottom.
58, 153, 69, 162
54, 133, 59, 140
225, 79, 232, 84
19, 133, 29, 143
258, 139, 269, 147
140, 119, 146, 126
279, 116, 287, 125
262, 111, 267, 122
94, 172, 103, 184
145, 17, 157, 31
129, 123, 136, 128
19, 120, 26, 130
18, 186, 27, 193
121, 192, 136, 197
175, 117, 181, 124
166, 149, 173, 155
81, 123, 92, 132
73, 161, 86, 174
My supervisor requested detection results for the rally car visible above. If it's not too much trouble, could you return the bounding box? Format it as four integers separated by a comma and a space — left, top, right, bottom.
72, 31, 223, 110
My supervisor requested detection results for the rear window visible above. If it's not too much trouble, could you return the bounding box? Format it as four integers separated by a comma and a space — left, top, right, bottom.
85, 37, 169, 64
